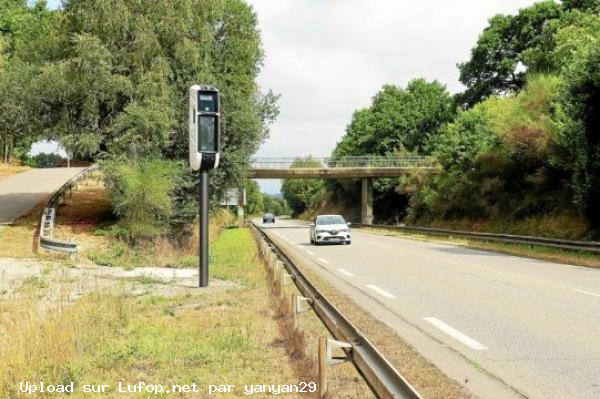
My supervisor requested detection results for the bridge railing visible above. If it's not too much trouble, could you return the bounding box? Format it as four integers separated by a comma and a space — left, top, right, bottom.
250, 156, 436, 169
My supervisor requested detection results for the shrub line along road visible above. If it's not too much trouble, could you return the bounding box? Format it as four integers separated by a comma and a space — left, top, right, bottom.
257, 218, 600, 399
0, 168, 85, 225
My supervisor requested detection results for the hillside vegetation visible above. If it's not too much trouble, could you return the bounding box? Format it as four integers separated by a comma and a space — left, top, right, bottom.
283, 0, 600, 239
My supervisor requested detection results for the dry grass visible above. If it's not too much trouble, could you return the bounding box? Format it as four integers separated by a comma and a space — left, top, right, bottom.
0, 173, 111, 259
0, 203, 43, 258
52, 174, 114, 251
0, 229, 312, 398
86, 209, 236, 269
422, 212, 593, 241
0, 164, 30, 181
0, 170, 236, 268
361, 226, 600, 269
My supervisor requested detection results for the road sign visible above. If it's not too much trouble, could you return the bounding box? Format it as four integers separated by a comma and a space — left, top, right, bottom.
219, 188, 247, 206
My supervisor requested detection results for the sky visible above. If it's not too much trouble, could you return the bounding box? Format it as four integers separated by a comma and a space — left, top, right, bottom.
46, 0, 540, 193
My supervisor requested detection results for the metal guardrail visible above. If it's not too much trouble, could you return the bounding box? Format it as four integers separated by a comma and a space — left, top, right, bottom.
251, 222, 422, 399
353, 223, 600, 253
250, 156, 436, 169
39, 164, 99, 253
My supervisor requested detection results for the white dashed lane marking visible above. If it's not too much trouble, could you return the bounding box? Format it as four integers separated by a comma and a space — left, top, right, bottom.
318, 258, 330, 264
366, 284, 396, 299
574, 289, 600, 298
423, 317, 489, 351
337, 268, 354, 277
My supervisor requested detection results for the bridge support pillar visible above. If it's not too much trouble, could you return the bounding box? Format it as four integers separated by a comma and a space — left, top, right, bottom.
361, 178, 373, 225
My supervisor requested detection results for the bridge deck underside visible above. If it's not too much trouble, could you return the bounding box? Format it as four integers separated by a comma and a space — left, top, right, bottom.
249, 167, 437, 179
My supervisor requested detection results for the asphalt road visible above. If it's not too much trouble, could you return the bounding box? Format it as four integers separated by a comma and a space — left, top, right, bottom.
0, 167, 85, 224
258, 218, 600, 399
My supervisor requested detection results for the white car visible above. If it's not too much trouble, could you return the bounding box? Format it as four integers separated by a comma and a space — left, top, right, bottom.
310, 215, 351, 245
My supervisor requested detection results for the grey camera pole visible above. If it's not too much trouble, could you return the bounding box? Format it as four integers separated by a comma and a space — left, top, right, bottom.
199, 169, 209, 287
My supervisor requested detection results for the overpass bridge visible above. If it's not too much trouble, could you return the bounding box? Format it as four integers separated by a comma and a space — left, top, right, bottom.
248, 156, 438, 224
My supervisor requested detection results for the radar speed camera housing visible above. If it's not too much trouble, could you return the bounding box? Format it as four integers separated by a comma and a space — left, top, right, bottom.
189, 85, 220, 171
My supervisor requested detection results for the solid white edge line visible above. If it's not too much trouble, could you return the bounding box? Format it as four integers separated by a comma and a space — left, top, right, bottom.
423, 317, 488, 351
318, 258, 330, 264
306, 250, 316, 256
336, 268, 354, 277
574, 288, 600, 297
366, 284, 396, 299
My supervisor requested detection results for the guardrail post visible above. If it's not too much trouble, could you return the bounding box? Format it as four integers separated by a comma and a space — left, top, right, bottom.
279, 272, 293, 300
319, 338, 353, 398
292, 294, 312, 331
281, 272, 293, 286
319, 337, 327, 398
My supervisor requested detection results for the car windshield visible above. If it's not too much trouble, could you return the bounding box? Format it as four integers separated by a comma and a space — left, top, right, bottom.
265, 213, 273, 217
316, 215, 346, 225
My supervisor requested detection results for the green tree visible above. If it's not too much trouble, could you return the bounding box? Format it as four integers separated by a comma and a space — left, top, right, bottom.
551, 17, 600, 225
0, 64, 38, 162
245, 179, 264, 215
281, 157, 326, 216
334, 79, 454, 157
458, 1, 562, 106
263, 194, 289, 216
0, 0, 59, 162
410, 75, 563, 222
561, 0, 600, 11
31, 0, 278, 233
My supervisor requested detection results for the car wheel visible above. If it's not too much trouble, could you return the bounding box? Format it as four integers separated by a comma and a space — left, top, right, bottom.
346, 240, 351, 245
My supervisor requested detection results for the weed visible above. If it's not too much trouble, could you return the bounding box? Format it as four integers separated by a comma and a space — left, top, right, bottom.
21, 275, 48, 289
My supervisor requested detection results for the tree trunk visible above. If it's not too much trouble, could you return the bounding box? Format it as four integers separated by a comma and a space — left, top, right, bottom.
2, 131, 8, 164
7, 135, 12, 163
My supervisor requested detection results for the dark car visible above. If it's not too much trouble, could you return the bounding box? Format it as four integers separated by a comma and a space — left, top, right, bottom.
263, 213, 275, 223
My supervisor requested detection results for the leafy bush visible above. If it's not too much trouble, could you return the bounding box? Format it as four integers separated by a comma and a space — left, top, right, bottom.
101, 158, 180, 241
409, 75, 565, 222
551, 24, 600, 225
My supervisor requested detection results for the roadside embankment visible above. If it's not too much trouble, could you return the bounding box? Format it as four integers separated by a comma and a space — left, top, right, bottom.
0, 229, 317, 398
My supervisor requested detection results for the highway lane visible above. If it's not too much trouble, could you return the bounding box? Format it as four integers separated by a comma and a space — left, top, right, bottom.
258, 218, 600, 399
0, 168, 85, 224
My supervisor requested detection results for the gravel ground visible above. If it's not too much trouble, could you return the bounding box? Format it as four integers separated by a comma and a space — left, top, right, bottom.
0, 257, 235, 309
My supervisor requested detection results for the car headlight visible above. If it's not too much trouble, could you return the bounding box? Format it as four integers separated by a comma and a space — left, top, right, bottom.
316, 229, 326, 233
